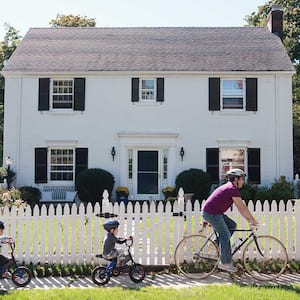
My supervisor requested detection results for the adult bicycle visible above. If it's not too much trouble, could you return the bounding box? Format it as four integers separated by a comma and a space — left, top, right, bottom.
174, 222, 288, 281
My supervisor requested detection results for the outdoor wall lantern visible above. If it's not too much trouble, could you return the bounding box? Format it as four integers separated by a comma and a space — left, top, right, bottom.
180, 147, 185, 161
111, 147, 116, 161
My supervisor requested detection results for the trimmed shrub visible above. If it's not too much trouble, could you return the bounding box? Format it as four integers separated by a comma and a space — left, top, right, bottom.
19, 186, 41, 207
239, 184, 257, 203
75, 168, 115, 205
175, 168, 211, 202
271, 176, 293, 202
254, 187, 272, 203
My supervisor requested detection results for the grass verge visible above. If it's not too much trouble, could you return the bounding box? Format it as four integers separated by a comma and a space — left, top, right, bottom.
0, 285, 300, 300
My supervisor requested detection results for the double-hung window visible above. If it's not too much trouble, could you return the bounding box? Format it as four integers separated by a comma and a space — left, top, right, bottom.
220, 148, 245, 181
52, 79, 73, 109
50, 148, 74, 181
140, 79, 156, 101
221, 79, 245, 110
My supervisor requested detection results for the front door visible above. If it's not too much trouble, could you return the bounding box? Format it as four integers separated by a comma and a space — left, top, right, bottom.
137, 150, 159, 198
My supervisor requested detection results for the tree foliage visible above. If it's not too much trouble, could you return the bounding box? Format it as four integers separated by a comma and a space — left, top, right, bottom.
245, 1, 300, 174
0, 24, 22, 165
49, 14, 96, 27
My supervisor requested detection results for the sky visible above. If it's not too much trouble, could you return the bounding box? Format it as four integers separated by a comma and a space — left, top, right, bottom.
0, 0, 266, 40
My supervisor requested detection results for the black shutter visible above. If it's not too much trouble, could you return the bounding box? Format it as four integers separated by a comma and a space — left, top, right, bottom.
74, 78, 86, 111
209, 78, 220, 111
38, 78, 50, 111
0, 88, 4, 104
35, 148, 47, 183
246, 78, 257, 111
75, 148, 88, 180
156, 78, 164, 102
248, 148, 261, 184
131, 78, 139, 102
206, 148, 219, 184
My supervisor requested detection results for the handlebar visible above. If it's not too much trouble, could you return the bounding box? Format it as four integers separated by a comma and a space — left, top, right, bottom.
126, 236, 133, 247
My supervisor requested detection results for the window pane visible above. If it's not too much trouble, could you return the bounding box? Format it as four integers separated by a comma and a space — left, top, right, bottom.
222, 80, 243, 96
223, 97, 243, 109
142, 80, 154, 89
52, 80, 73, 109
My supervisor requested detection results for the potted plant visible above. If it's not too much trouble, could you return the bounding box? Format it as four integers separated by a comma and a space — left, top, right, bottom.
116, 186, 129, 203
162, 186, 175, 200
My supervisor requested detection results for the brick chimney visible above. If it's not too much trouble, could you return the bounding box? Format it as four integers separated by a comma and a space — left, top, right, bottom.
267, 5, 283, 41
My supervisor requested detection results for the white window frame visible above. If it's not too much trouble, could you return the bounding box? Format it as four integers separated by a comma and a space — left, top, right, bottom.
221, 79, 245, 111
140, 78, 156, 102
219, 147, 247, 182
50, 79, 74, 110
49, 147, 75, 183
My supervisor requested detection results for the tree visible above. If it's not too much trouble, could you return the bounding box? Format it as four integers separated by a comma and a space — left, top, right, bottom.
0, 24, 22, 165
245, 1, 300, 174
49, 14, 96, 27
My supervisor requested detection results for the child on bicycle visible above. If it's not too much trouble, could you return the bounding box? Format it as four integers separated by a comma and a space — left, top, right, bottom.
0, 221, 13, 278
102, 220, 132, 267
202, 169, 259, 273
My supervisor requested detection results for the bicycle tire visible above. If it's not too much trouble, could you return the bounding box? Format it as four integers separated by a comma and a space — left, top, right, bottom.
174, 234, 219, 279
91, 266, 110, 285
243, 235, 288, 281
128, 264, 145, 283
11, 266, 32, 287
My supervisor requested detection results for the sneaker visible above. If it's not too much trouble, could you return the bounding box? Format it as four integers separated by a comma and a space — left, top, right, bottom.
218, 263, 238, 273
1, 271, 12, 279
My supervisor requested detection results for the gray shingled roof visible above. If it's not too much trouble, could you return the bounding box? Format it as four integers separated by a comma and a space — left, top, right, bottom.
2, 27, 294, 73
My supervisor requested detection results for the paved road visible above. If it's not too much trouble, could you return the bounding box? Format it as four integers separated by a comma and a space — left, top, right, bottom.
1, 272, 300, 290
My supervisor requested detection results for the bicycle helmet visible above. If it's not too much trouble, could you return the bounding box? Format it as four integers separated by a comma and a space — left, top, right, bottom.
0, 221, 5, 230
226, 169, 246, 180
103, 220, 120, 232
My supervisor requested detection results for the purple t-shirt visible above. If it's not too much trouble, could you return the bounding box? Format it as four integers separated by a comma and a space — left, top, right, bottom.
203, 181, 241, 214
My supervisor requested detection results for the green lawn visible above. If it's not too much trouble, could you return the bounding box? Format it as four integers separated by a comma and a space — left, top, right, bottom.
0, 285, 300, 300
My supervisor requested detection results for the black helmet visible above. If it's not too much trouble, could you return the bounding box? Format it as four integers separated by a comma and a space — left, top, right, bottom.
103, 220, 120, 232
226, 168, 246, 180
0, 221, 5, 230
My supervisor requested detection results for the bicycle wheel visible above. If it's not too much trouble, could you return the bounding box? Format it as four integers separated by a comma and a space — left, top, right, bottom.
174, 234, 219, 279
91, 266, 110, 285
129, 264, 145, 283
11, 266, 32, 287
243, 235, 288, 281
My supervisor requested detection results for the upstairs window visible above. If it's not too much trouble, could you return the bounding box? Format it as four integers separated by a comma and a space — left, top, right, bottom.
141, 79, 155, 100
52, 80, 73, 109
38, 78, 85, 111
221, 79, 245, 110
50, 148, 74, 181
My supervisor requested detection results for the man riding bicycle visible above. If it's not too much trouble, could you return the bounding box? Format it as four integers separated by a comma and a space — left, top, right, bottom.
202, 168, 259, 273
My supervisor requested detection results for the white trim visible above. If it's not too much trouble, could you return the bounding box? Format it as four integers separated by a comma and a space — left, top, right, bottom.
45, 140, 78, 147
217, 140, 251, 147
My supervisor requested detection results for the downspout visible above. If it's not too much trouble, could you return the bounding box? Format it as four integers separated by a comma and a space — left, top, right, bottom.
275, 73, 280, 178
16, 73, 22, 186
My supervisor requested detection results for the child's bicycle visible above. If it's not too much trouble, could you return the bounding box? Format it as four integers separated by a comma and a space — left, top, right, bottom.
174, 222, 288, 281
91, 236, 145, 285
1, 239, 32, 287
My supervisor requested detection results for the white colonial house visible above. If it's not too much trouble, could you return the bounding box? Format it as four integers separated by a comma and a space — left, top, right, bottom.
1, 7, 295, 201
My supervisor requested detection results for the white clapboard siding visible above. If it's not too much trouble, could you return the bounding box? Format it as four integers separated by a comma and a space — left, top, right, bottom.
0, 189, 299, 265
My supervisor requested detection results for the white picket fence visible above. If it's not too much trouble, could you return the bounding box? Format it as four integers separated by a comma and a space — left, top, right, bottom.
1, 189, 300, 265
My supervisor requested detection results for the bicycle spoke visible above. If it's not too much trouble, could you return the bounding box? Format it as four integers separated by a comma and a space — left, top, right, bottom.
243, 235, 288, 281
174, 234, 219, 279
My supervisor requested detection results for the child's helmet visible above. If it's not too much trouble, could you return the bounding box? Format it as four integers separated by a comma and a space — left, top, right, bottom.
103, 220, 120, 232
